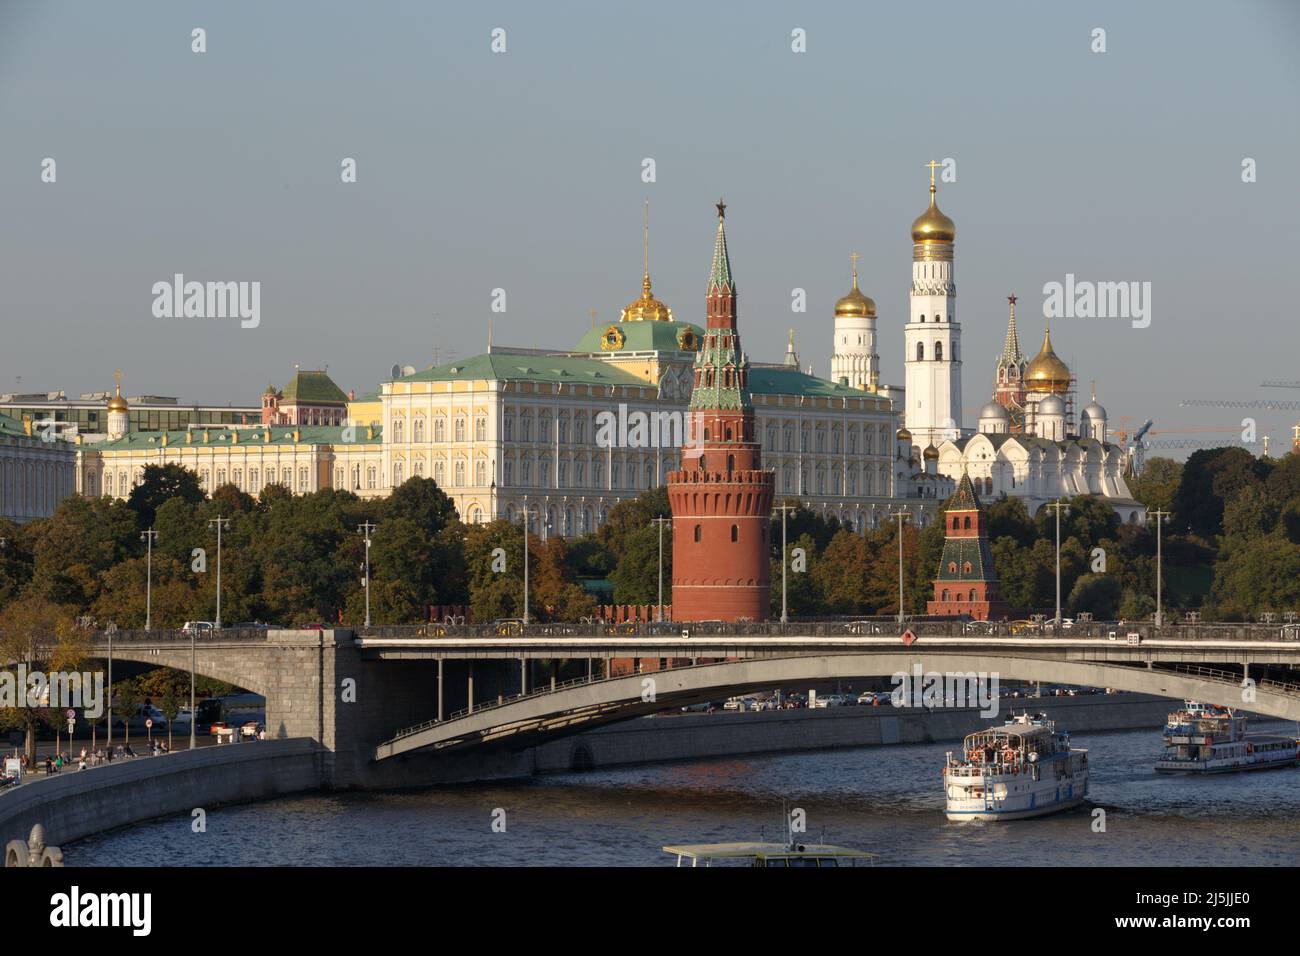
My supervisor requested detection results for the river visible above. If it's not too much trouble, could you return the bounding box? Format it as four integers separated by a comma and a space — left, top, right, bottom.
70, 720, 1300, 866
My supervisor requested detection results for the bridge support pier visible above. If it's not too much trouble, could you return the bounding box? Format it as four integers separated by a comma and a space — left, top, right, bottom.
468, 665, 474, 714
437, 659, 444, 722
521, 657, 528, 694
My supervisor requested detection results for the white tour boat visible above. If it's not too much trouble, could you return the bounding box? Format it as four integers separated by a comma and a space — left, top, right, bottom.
944, 713, 1089, 821
1155, 701, 1299, 773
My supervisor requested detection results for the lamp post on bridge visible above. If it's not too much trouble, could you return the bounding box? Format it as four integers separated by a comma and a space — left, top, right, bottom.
888, 509, 911, 626
357, 521, 375, 629
651, 516, 670, 622
774, 503, 797, 625
140, 528, 157, 631
1151, 509, 1170, 627
1046, 499, 1068, 630
208, 516, 230, 630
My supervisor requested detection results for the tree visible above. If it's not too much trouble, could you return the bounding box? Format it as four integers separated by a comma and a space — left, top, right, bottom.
596, 487, 669, 566
0, 595, 88, 758
112, 677, 142, 746
127, 463, 204, 528
771, 532, 820, 618
1132, 457, 1182, 513
1174, 447, 1267, 539
610, 525, 671, 607
159, 684, 181, 750
1068, 573, 1122, 620
811, 530, 869, 615
532, 537, 596, 621
384, 477, 458, 534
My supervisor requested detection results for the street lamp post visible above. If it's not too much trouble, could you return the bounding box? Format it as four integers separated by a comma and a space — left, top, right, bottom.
774, 504, 796, 625
651, 516, 671, 622
1151, 508, 1170, 627
1046, 499, 1068, 629
357, 521, 375, 629
520, 496, 530, 625
888, 509, 911, 625
208, 516, 230, 630
140, 528, 157, 631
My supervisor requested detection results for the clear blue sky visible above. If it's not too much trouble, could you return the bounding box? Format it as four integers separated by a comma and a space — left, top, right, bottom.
2, 0, 1297, 452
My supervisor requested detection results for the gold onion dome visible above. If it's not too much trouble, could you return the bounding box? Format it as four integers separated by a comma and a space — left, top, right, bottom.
896, 427, 912, 441
911, 172, 956, 243
107, 374, 129, 412
1025, 326, 1072, 393
923, 444, 939, 460
835, 260, 876, 318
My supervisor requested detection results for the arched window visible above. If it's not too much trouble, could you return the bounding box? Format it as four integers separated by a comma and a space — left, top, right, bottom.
969, 589, 977, 602
916, 342, 925, 361
693, 524, 701, 542
942, 589, 950, 601
730, 525, 739, 542
963, 516, 971, 529
964, 562, 973, 574
948, 562, 958, 574
934, 342, 943, 361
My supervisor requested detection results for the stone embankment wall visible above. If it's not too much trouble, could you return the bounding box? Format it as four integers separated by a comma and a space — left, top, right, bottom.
0, 738, 319, 848
531, 693, 1176, 773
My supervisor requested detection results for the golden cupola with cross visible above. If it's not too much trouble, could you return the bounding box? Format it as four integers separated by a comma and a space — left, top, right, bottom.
106, 369, 130, 438
831, 251, 881, 392
619, 201, 674, 323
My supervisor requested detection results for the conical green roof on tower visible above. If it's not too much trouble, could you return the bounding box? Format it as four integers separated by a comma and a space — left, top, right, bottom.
707, 199, 734, 294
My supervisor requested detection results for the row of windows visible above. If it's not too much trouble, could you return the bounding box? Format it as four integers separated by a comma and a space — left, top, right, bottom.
914, 341, 958, 361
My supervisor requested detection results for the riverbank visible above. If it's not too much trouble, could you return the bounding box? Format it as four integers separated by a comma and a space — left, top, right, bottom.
0, 737, 319, 848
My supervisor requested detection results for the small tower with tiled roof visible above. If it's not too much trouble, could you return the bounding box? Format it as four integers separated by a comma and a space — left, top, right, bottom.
927, 472, 1011, 620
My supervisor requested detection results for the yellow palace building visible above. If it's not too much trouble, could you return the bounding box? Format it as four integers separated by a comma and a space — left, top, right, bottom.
78, 209, 938, 533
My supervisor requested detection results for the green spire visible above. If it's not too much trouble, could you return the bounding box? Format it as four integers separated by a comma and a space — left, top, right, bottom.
998, 294, 1023, 368
708, 199, 734, 294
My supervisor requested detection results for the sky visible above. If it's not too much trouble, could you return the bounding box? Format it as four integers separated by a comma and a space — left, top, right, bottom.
2, 0, 1298, 455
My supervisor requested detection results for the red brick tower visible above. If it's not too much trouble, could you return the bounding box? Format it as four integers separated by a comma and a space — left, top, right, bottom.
927, 473, 1012, 620
667, 201, 775, 622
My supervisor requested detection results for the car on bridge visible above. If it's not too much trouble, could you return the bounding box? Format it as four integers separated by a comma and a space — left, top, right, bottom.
181, 621, 215, 635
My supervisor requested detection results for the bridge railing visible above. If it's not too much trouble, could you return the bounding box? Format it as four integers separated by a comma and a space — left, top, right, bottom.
83, 620, 1300, 645
358, 620, 1300, 643
388, 657, 737, 742
88, 627, 276, 644
1152, 663, 1300, 695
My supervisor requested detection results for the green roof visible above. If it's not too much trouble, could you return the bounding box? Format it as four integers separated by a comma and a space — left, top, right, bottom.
393, 353, 648, 388
280, 370, 348, 405
93, 424, 381, 450
571, 320, 704, 355
0, 413, 29, 438
748, 367, 876, 400
708, 213, 734, 294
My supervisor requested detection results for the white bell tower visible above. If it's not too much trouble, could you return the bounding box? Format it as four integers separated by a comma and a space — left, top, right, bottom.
903, 161, 961, 448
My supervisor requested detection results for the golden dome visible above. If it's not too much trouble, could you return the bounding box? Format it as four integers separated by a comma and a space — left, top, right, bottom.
911, 185, 956, 243
620, 275, 673, 322
107, 372, 129, 413
1025, 326, 1071, 393
835, 256, 876, 318
896, 427, 912, 441
923, 444, 939, 460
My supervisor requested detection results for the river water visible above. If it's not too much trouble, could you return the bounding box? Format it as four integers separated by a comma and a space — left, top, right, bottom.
70, 720, 1300, 866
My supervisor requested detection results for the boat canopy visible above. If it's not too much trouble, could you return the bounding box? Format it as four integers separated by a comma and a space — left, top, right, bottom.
663, 842, 878, 866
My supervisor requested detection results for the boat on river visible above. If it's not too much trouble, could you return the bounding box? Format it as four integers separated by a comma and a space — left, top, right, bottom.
943, 713, 1089, 821
1155, 701, 1299, 773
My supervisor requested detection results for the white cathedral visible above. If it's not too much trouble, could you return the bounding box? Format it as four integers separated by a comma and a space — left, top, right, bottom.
829, 164, 1145, 525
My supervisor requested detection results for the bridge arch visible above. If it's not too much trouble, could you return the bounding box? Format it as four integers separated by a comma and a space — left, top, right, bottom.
376, 652, 1300, 760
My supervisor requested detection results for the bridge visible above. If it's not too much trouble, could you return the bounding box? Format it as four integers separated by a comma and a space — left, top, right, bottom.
367, 631, 1300, 759
71, 622, 1300, 783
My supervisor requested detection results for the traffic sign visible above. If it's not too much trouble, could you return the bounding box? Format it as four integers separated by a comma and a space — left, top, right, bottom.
145, 718, 153, 729
901, 628, 918, 646
64, 708, 75, 719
